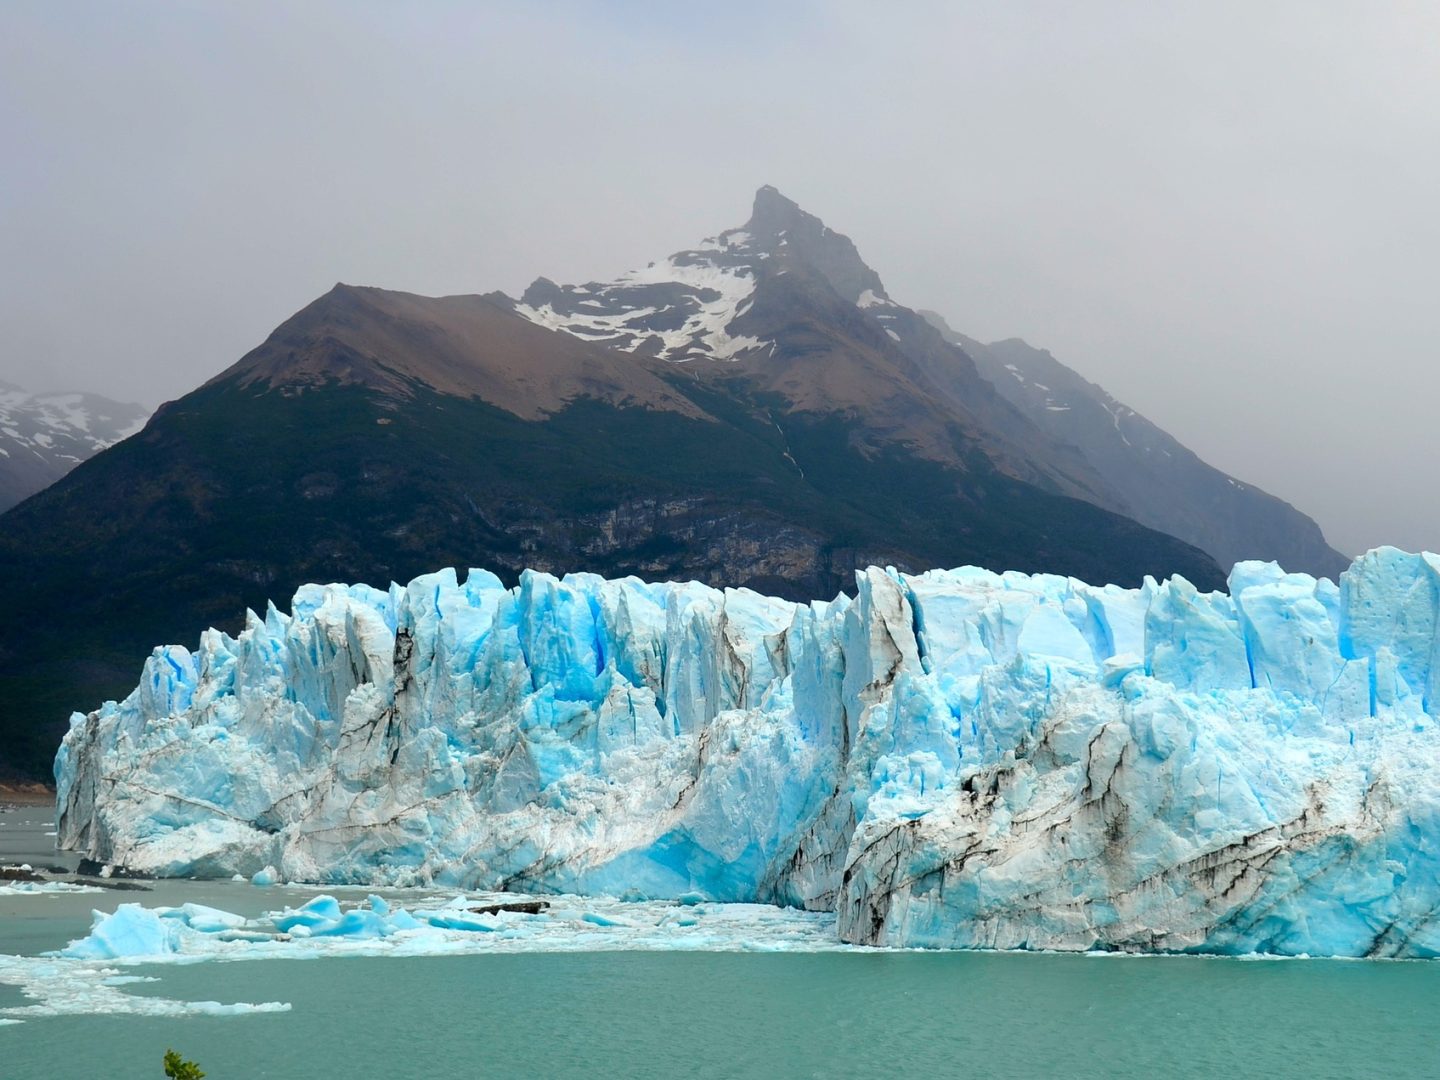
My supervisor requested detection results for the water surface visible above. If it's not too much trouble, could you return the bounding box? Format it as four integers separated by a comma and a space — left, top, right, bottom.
4, 808, 1438, 1079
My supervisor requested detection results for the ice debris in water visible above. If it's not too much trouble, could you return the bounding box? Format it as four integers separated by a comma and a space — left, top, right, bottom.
0, 908, 291, 1023
0, 949, 291, 1024
0, 881, 103, 896
54, 548, 1440, 958
52, 893, 843, 963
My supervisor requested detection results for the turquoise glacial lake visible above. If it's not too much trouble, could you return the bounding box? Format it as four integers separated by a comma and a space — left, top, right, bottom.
3, 809, 1439, 1079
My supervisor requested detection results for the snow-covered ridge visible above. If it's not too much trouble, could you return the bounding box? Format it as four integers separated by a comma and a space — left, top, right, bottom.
56, 549, 1440, 958
513, 228, 767, 362
0, 381, 150, 510
0, 383, 147, 464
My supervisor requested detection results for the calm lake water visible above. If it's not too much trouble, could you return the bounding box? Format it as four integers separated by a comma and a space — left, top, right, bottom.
4, 808, 1439, 1080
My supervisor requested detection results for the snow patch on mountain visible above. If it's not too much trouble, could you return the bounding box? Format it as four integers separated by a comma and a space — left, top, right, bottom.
0, 382, 150, 510
0, 384, 147, 465
513, 227, 768, 362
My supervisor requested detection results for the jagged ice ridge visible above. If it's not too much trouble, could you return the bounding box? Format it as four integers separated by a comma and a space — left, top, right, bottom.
56, 549, 1440, 958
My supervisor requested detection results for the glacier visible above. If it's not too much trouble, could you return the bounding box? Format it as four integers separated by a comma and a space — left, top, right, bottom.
55, 548, 1440, 958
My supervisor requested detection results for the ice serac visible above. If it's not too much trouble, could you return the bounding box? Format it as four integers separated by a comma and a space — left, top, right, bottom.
56, 548, 1440, 958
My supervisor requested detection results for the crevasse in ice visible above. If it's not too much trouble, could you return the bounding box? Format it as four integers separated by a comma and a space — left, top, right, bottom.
55, 548, 1440, 957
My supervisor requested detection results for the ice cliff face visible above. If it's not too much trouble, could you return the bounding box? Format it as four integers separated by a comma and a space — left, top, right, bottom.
56, 549, 1440, 958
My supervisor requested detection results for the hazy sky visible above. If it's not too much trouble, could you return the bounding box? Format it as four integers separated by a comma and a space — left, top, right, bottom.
3, 2, 1437, 556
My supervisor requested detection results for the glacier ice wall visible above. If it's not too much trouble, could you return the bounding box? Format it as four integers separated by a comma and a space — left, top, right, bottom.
56, 549, 1440, 958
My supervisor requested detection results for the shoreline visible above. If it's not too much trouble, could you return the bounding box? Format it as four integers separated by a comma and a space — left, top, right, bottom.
0, 785, 56, 808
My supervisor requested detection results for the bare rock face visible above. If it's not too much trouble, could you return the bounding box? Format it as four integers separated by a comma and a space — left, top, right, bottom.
206, 286, 706, 421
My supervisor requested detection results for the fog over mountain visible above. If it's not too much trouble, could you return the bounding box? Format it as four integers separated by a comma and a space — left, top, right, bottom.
3, 2, 1438, 555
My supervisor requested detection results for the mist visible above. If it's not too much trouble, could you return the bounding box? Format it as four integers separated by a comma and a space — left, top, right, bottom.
3, 1, 1437, 555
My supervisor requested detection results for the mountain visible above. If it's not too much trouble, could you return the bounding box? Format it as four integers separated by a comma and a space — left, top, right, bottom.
919, 313, 1349, 578
510, 186, 1124, 507
0, 187, 1224, 781
0, 381, 148, 512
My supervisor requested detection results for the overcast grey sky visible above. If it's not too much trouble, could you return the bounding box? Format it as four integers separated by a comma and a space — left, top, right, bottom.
2, 2, 1437, 556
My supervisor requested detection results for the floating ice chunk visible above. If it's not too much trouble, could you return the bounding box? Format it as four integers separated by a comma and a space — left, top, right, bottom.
421, 910, 498, 933
165, 903, 248, 933
61, 905, 177, 960
581, 911, 635, 928
308, 908, 393, 939
273, 895, 342, 933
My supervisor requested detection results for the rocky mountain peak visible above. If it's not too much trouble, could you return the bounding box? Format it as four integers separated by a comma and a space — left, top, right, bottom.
744, 184, 808, 237
506, 187, 903, 364
740, 186, 888, 305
